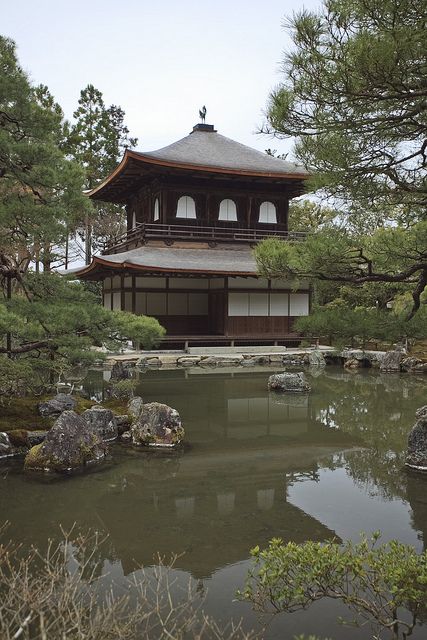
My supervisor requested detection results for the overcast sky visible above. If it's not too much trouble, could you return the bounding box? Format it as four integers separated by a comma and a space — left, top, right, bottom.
3, 0, 321, 158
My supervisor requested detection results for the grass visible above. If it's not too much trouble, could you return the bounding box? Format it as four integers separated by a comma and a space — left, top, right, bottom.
0, 394, 128, 433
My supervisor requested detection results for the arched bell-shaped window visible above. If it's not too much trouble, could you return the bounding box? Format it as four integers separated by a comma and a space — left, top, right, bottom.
176, 195, 197, 219
218, 199, 237, 222
258, 201, 277, 224
153, 198, 160, 221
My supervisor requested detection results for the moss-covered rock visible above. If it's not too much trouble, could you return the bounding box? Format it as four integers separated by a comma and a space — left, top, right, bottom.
38, 393, 77, 417
81, 406, 117, 442
131, 402, 184, 448
24, 410, 108, 473
268, 372, 311, 393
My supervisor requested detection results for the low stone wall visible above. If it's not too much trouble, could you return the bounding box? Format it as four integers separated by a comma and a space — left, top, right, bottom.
116, 347, 427, 373
136, 351, 315, 369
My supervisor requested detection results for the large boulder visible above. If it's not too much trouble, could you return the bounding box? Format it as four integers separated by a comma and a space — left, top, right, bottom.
24, 410, 108, 472
344, 357, 362, 369
128, 396, 144, 420
0, 432, 13, 458
81, 406, 118, 442
308, 350, 326, 367
380, 349, 403, 372
268, 372, 311, 393
131, 402, 184, 447
38, 393, 76, 417
401, 356, 422, 372
401, 357, 427, 373
406, 406, 427, 471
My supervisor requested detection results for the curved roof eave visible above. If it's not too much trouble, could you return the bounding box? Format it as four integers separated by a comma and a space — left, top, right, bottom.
72, 255, 255, 279
86, 149, 310, 200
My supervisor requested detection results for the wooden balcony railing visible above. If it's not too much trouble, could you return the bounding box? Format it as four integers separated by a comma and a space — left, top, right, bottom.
103, 223, 307, 255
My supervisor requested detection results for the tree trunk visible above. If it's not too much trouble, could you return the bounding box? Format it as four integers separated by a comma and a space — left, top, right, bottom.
6, 274, 11, 358
85, 214, 92, 265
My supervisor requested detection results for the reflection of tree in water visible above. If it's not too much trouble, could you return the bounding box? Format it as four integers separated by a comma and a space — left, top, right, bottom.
407, 473, 427, 551
308, 371, 426, 502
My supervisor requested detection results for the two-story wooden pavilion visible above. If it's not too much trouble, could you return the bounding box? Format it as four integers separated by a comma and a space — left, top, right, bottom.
74, 122, 310, 347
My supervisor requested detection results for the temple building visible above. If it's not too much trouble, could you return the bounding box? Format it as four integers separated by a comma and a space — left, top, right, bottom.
75, 122, 310, 347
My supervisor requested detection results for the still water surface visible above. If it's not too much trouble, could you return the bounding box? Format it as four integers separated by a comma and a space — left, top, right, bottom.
1, 366, 427, 638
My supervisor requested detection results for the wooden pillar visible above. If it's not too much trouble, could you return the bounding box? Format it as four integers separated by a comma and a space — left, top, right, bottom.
120, 273, 125, 311
224, 277, 229, 337
206, 193, 211, 224
283, 199, 289, 231
161, 189, 168, 223
247, 196, 252, 227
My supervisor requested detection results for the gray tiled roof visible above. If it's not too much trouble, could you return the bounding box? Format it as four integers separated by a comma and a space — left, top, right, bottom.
97, 245, 258, 274
137, 130, 308, 176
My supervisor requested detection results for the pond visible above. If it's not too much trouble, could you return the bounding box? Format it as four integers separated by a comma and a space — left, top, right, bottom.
1, 365, 427, 639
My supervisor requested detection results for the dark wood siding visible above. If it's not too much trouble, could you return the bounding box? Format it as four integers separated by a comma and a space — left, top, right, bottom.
227, 316, 292, 336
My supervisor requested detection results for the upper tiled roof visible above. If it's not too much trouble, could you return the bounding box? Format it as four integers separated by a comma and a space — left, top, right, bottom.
138, 128, 308, 176
87, 124, 309, 202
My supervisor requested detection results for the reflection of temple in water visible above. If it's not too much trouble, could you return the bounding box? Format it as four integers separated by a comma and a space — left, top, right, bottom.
41, 367, 359, 578
87, 367, 354, 446
94, 448, 339, 578
0, 446, 340, 580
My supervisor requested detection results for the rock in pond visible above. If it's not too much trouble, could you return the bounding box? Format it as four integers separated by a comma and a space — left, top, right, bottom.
380, 349, 403, 372
344, 357, 362, 369
82, 406, 118, 442
24, 410, 108, 473
406, 406, 427, 472
0, 432, 13, 458
268, 372, 311, 393
131, 402, 184, 447
115, 414, 132, 434
38, 393, 76, 417
128, 396, 144, 420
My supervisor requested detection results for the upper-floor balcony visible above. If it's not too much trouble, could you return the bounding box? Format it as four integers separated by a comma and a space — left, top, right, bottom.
103, 222, 307, 255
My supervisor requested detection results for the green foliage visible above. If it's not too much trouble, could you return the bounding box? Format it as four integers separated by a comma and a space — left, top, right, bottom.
0, 39, 164, 399
65, 84, 138, 260
255, 222, 427, 318
107, 378, 138, 400
0, 273, 165, 396
66, 85, 137, 187
0, 36, 89, 269
241, 534, 427, 639
260, 0, 427, 315
295, 303, 427, 347
288, 201, 336, 233
265, 0, 427, 210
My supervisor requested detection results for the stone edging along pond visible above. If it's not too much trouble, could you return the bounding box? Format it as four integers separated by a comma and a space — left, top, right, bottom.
114, 347, 427, 373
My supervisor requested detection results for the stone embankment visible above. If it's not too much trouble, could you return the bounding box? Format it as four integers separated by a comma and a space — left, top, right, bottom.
135, 350, 329, 369
106, 347, 427, 373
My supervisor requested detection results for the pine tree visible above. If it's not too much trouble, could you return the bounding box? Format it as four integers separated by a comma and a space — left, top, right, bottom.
0, 39, 164, 392
66, 86, 138, 263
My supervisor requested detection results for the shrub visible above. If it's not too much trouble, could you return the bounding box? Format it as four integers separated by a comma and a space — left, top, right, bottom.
240, 534, 427, 639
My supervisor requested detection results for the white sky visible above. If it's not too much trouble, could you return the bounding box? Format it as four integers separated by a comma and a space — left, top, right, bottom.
3, 0, 321, 159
